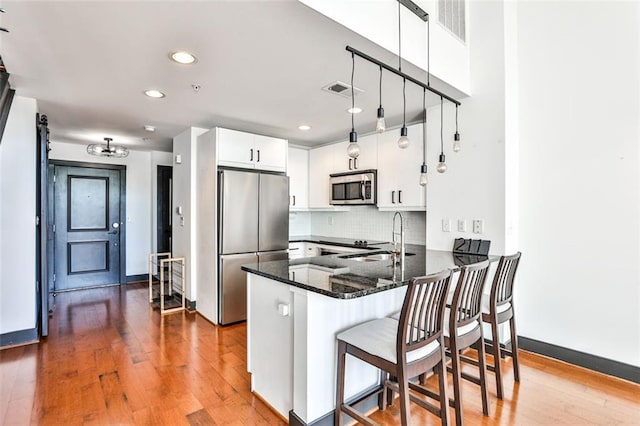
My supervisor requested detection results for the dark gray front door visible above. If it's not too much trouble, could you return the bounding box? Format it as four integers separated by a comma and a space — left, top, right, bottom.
53, 165, 121, 290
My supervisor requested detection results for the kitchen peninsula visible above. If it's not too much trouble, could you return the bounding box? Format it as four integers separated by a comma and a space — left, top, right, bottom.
242, 245, 494, 425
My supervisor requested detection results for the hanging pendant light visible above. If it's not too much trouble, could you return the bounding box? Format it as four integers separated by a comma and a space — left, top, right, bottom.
436, 97, 447, 173
397, 78, 410, 149
376, 66, 386, 133
419, 88, 428, 186
87, 137, 129, 158
347, 52, 360, 159
453, 104, 461, 152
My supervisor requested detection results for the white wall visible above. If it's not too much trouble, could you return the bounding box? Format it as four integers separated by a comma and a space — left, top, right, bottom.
299, 0, 470, 94
425, 0, 507, 255
171, 127, 207, 302
515, 1, 640, 366
0, 96, 38, 334
49, 142, 168, 276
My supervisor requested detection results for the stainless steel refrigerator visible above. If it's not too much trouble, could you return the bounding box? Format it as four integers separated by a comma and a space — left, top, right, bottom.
218, 169, 289, 325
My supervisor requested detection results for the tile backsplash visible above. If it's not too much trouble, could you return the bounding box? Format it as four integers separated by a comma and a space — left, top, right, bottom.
293, 207, 425, 245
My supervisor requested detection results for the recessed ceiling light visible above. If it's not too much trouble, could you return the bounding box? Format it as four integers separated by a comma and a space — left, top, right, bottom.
298, 125, 311, 131
144, 89, 165, 98
144, 125, 156, 132
347, 107, 362, 114
170, 51, 197, 65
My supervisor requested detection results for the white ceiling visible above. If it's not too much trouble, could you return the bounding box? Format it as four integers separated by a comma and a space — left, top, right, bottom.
1, 0, 465, 152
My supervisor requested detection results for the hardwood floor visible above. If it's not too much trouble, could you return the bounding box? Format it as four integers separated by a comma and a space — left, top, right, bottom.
1, 283, 638, 425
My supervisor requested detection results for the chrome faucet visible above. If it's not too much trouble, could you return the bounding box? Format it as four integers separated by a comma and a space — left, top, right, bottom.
392, 212, 405, 266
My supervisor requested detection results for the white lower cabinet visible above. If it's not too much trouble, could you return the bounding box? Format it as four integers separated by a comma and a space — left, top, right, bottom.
376, 124, 426, 210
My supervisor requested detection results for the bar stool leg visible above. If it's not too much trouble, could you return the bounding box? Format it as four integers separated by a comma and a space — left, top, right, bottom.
437, 345, 450, 426
449, 338, 464, 426
397, 364, 411, 426
490, 318, 504, 399
378, 370, 387, 411
335, 341, 347, 426
477, 329, 490, 416
509, 316, 521, 382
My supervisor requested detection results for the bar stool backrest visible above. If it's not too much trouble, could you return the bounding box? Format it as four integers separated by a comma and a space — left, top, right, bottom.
397, 270, 452, 360
451, 261, 490, 328
490, 252, 522, 309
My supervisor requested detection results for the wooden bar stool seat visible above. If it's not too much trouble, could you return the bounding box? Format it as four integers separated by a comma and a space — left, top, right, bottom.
335, 270, 453, 426
481, 252, 522, 400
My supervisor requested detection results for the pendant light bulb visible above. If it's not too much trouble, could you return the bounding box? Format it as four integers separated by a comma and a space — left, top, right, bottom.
453, 134, 461, 152
376, 106, 386, 133
436, 153, 447, 174
397, 126, 409, 149
419, 163, 428, 186
347, 142, 360, 158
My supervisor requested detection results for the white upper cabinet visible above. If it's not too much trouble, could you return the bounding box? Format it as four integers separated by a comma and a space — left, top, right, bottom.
254, 135, 287, 172
376, 124, 426, 210
332, 133, 378, 173
308, 144, 335, 209
287, 147, 309, 210
217, 128, 287, 172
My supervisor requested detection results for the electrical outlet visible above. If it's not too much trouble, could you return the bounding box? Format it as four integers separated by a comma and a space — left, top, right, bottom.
473, 219, 484, 234
457, 219, 466, 232
180, 216, 185, 227
442, 219, 451, 232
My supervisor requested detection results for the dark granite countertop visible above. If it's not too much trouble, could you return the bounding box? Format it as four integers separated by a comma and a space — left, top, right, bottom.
242, 244, 498, 299
288, 235, 388, 250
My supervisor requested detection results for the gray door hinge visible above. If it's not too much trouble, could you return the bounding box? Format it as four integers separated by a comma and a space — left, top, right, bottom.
52, 224, 56, 233
53, 174, 56, 182
36, 216, 40, 226
53, 274, 56, 282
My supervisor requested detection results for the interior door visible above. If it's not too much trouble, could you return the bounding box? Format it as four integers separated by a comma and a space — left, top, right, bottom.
53, 165, 121, 290
157, 165, 172, 253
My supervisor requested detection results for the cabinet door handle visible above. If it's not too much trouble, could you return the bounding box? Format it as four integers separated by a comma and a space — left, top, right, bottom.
392, 190, 396, 204
349, 158, 353, 170
354, 158, 358, 169
398, 190, 402, 204
250, 148, 254, 161
257, 149, 260, 162
293, 195, 296, 206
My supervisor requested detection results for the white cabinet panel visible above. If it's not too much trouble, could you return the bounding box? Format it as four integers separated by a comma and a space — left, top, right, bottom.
332, 134, 378, 173
308, 144, 335, 209
377, 124, 426, 210
287, 147, 309, 210
217, 128, 287, 172
255, 135, 287, 172
217, 128, 256, 169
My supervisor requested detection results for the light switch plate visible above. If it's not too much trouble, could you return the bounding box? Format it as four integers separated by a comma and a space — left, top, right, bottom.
457, 219, 466, 232
473, 219, 484, 234
442, 219, 451, 232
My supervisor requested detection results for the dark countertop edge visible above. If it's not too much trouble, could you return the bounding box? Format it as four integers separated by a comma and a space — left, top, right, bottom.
241, 265, 403, 299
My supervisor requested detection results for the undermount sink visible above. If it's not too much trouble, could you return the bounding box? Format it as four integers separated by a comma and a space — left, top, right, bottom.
339, 250, 416, 262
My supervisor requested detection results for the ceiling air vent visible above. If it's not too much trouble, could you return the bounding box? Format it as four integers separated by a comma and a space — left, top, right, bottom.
322, 81, 364, 99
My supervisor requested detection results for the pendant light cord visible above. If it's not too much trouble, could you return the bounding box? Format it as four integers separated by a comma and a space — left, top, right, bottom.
351, 52, 355, 132
423, 88, 427, 164
455, 104, 459, 132
440, 97, 444, 154
379, 66, 383, 106
427, 14, 430, 86
403, 78, 406, 127
398, 0, 402, 72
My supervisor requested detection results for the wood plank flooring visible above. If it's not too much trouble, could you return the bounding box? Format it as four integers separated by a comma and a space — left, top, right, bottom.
1, 283, 638, 425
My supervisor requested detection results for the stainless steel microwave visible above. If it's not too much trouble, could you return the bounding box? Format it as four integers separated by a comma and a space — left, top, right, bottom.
330, 170, 377, 205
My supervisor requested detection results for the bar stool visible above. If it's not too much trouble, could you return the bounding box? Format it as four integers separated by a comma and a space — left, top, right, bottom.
335, 270, 453, 426
481, 252, 522, 399
445, 260, 491, 426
